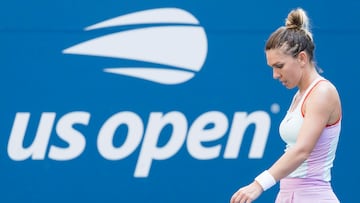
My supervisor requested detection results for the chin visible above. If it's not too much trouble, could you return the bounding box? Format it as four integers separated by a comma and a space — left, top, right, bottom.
283, 83, 296, 89
287, 85, 297, 89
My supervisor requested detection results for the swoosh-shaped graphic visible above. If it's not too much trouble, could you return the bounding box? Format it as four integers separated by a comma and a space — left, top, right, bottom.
62, 8, 208, 85
63, 26, 207, 71
86, 7, 199, 30
104, 68, 194, 85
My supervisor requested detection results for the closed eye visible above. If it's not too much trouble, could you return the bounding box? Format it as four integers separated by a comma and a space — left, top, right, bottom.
273, 63, 284, 69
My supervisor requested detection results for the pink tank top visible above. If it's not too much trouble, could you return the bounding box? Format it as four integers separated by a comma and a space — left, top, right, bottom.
279, 77, 341, 181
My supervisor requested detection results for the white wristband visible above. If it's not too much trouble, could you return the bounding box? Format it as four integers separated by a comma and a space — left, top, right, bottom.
255, 170, 276, 191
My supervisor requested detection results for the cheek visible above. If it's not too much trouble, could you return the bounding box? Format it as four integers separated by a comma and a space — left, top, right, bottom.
287, 69, 302, 87
284, 63, 300, 78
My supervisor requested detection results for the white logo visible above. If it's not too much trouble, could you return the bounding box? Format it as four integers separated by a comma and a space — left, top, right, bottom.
7, 110, 271, 178
62, 8, 208, 85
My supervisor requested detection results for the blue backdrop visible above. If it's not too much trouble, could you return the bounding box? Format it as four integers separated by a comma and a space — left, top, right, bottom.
1, 1, 358, 202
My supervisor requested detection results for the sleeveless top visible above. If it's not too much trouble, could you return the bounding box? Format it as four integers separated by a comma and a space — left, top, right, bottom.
279, 77, 341, 181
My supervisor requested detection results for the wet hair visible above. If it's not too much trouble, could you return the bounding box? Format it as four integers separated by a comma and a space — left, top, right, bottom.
265, 8, 315, 62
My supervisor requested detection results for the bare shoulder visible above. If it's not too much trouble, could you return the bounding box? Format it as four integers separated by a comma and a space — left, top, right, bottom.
314, 80, 340, 101
305, 79, 342, 124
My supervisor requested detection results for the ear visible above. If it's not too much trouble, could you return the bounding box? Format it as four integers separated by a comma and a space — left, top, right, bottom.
297, 51, 307, 66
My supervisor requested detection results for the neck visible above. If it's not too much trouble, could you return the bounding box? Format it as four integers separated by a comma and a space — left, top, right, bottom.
298, 66, 320, 94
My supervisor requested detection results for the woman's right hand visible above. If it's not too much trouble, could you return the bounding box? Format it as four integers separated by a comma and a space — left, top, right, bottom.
230, 181, 263, 203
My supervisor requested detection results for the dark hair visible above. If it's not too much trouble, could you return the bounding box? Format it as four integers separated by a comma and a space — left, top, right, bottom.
265, 8, 315, 62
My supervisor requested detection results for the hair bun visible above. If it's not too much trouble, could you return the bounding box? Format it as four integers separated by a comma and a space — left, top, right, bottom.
285, 8, 309, 31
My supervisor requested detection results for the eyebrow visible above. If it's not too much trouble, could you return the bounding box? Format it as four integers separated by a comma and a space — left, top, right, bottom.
270, 62, 284, 68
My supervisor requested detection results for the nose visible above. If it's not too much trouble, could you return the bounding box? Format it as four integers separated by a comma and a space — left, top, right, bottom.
273, 69, 281, 79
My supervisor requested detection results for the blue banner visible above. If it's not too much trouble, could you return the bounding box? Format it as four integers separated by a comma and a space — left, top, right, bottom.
0, 1, 358, 202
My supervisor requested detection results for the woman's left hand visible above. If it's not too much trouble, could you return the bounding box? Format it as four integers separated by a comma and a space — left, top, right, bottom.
230, 181, 263, 203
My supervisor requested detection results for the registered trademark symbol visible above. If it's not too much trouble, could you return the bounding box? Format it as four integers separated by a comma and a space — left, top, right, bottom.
270, 103, 280, 114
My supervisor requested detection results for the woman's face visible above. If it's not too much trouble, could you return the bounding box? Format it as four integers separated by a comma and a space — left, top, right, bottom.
265, 48, 303, 89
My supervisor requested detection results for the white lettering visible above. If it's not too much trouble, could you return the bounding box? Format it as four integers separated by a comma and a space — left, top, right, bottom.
135, 111, 187, 177
98, 111, 144, 160
49, 111, 89, 160
8, 112, 55, 160
224, 111, 271, 159
187, 111, 228, 159
6, 110, 272, 178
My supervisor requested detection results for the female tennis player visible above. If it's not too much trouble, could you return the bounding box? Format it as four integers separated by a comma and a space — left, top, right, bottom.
230, 8, 342, 203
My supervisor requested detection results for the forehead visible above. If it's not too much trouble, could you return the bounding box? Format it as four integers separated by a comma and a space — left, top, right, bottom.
265, 48, 292, 66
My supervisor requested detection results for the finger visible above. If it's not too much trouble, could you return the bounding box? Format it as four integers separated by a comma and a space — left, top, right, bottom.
241, 197, 251, 203
230, 189, 242, 203
236, 193, 247, 203
230, 193, 238, 203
